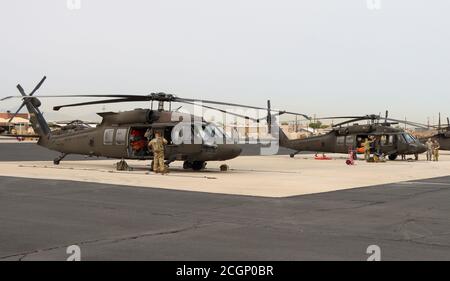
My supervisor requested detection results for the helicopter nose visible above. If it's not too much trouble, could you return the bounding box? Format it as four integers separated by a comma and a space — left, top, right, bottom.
417, 143, 427, 154
219, 144, 242, 160
412, 143, 427, 154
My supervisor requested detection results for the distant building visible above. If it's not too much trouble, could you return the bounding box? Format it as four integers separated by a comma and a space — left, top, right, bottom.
0, 112, 31, 134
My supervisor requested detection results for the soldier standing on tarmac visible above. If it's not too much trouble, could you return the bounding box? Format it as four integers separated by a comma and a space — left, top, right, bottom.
148, 131, 168, 174
426, 138, 434, 161
363, 138, 373, 161
433, 140, 441, 162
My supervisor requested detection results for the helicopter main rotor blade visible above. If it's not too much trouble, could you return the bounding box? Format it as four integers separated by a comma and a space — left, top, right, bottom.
4, 94, 272, 112
176, 98, 268, 111
331, 117, 378, 127
180, 100, 260, 122
53, 98, 144, 111
2, 90, 311, 120
316, 116, 367, 120
385, 118, 430, 129
51, 96, 277, 117
317, 114, 380, 120
176, 98, 311, 120
1, 94, 147, 101
276, 111, 311, 120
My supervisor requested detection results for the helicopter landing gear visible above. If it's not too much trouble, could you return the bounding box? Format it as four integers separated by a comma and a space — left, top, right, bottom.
192, 161, 207, 171
53, 153, 68, 165
183, 161, 207, 171
183, 161, 192, 170
220, 164, 229, 172
164, 159, 175, 168
290, 151, 300, 158
388, 154, 398, 161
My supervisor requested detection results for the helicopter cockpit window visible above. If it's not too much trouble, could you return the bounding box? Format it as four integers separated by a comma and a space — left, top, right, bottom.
403, 133, 416, 144
337, 136, 345, 145
115, 128, 128, 145
103, 129, 114, 145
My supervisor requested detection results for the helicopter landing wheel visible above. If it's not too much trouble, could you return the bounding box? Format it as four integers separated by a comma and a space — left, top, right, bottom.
192, 161, 206, 171
183, 161, 193, 170
290, 151, 300, 158
53, 153, 67, 165
388, 154, 398, 161
220, 164, 229, 172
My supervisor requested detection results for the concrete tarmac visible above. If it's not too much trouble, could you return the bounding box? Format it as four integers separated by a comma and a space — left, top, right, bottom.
1, 141, 450, 260
1, 175, 450, 260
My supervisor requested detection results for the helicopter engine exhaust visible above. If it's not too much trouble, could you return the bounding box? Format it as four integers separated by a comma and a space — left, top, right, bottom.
337, 125, 372, 136
100, 109, 159, 125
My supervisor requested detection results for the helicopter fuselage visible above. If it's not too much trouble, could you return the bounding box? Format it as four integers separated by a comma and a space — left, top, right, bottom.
281, 124, 427, 159
38, 109, 242, 167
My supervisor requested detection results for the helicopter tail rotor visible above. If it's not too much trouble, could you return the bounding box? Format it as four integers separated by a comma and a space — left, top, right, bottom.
7, 76, 50, 137
8, 76, 46, 123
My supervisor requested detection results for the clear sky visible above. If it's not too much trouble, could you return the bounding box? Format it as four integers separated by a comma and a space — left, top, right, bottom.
0, 0, 449, 124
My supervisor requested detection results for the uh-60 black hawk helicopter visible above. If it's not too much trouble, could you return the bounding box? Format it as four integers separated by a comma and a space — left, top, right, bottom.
2, 76, 307, 171
415, 113, 450, 151
280, 112, 427, 160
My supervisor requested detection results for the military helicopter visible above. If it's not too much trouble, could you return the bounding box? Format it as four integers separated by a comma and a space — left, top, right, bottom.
1, 76, 307, 170
416, 113, 450, 150
279, 111, 427, 160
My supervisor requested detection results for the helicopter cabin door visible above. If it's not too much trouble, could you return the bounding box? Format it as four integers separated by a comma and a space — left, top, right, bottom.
161, 126, 179, 157
336, 135, 355, 153
380, 134, 396, 154
128, 126, 181, 160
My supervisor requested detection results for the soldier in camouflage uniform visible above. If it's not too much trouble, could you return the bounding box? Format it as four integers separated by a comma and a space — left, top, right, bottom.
425, 138, 433, 161
148, 131, 168, 173
433, 140, 440, 162
363, 138, 373, 161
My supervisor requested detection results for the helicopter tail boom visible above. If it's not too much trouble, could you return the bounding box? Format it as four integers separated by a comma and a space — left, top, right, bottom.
278, 127, 291, 147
